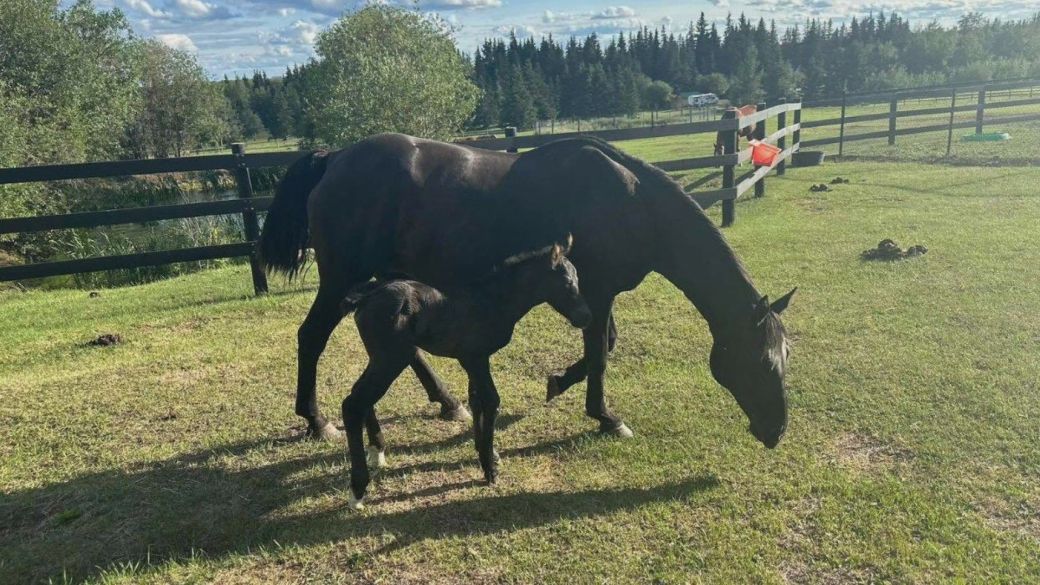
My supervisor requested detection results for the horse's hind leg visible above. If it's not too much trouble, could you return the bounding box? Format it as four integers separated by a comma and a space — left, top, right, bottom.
546, 311, 617, 402
296, 278, 358, 441
411, 353, 471, 421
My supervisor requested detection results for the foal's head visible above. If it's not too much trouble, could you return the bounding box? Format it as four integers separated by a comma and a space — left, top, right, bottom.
504, 239, 591, 329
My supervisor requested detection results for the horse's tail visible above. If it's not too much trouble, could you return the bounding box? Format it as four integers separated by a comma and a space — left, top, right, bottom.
257, 150, 330, 280
339, 280, 388, 316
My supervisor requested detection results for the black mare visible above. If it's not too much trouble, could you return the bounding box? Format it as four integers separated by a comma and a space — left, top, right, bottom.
259, 133, 795, 450
338, 244, 590, 509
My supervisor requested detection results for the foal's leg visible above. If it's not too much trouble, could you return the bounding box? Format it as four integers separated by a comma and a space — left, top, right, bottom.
410, 353, 471, 421
342, 356, 410, 510
461, 357, 501, 484
546, 311, 618, 402
364, 408, 387, 470
297, 279, 358, 441
583, 296, 631, 437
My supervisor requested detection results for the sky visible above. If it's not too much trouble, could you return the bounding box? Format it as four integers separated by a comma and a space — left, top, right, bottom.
66, 0, 1040, 78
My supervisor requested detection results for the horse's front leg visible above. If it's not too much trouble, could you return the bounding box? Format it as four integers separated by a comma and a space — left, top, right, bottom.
546, 311, 617, 402
410, 352, 472, 421
583, 296, 632, 437
461, 356, 501, 484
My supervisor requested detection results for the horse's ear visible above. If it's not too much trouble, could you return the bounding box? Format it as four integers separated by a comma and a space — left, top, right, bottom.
562, 233, 573, 254
752, 295, 771, 325
770, 287, 797, 314
550, 242, 565, 267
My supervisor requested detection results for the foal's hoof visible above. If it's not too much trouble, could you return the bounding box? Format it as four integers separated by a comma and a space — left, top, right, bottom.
545, 374, 564, 402
601, 422, 634, 439
439, 403, 472, 422
308, 421, 345, 442
367, 446, 387, 470
347, 492, 365, 511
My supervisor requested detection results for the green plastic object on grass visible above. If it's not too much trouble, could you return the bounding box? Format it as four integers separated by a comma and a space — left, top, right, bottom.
962, 132, 1011, 142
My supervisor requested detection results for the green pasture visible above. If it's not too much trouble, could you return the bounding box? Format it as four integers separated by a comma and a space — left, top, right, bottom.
3, 156, 1039, 583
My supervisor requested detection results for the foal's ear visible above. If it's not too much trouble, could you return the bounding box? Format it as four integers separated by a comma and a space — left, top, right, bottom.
770, 287, 797, 314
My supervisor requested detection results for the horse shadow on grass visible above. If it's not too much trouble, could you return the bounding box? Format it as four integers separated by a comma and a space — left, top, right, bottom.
0, 431, 719, 584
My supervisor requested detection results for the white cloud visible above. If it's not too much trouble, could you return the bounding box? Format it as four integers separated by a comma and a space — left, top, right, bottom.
121, 0, 170, 18
155, 33, 198, 52
291, 20, 322, 45
492, 24, 538, 37
278, 7, 295, 16
172, 0, 214, 18
419, 0, 502, 8
593, 6, 637, 19
542, 10, 555, 24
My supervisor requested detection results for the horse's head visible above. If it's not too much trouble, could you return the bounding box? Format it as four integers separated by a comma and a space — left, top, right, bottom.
708, 289, 796, 448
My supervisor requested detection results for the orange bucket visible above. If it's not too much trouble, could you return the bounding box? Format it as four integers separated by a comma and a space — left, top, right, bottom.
750, 140, 781, 166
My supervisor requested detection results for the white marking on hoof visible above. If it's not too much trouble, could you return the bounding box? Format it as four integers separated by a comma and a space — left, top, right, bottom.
347, 492, 365, 511
367, 446, 386, 470
492, 449, 500, 464
611, 423, 634, 438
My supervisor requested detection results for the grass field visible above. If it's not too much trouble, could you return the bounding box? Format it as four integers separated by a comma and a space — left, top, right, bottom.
3, 157, 1040, 583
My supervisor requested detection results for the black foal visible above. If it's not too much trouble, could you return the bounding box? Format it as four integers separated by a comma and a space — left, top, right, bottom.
339, 242, 591, 510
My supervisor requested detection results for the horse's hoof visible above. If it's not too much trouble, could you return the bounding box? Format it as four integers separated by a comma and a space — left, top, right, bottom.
308, 421, 345, 442
545, 374, 564, 402
601, 422, 634, 439
347, 492, 365, 511
367, 447, 387, 470
439, 403, 472, 422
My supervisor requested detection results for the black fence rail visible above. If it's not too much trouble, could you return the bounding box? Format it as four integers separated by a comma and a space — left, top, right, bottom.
0, 102, 802, 291
801, 78, 1040, 155
0, 146, 307, 293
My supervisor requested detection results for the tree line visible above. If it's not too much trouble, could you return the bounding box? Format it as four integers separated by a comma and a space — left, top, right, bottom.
469, 11, 1040, 129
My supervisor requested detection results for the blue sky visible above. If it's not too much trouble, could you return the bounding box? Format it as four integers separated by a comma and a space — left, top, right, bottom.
69, 0, 1040, 78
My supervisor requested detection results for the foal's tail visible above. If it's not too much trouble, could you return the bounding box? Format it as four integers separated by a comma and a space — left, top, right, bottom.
257, 150, 330, 280
339, 280, 389, 316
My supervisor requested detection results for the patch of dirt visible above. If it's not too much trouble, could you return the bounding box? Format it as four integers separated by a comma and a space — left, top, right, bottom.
809, 183, 832, 192
86, 333, 122, 347
975, 495, 1040, 541
830, 177, 851, 184
861, 239, 927, 261
780, 496, 879, 584
830, 432, 914, 474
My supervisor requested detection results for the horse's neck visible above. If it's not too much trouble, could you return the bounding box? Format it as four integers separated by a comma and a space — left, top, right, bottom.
648, 188, 761, 335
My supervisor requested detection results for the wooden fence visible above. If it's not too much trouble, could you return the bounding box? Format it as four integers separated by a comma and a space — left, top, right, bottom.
0, 102, 801, 292
801, 78, 1040, 154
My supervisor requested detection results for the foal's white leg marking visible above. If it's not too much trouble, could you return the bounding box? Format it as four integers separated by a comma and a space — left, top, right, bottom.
367, 446, 386, 470
347, 491, 365, 511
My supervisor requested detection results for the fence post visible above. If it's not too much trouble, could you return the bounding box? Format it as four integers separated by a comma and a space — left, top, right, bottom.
946, 87, 957, 158
838, 91, 847, 157
231, 143, 268, 296
793, 102, 801, 150
888, 94, 898, 145
777, 99, 787, 177
721, 108, 738, 228
976, 85, 987, 135
754, 101, 767, 198
505, 127, 518, 153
